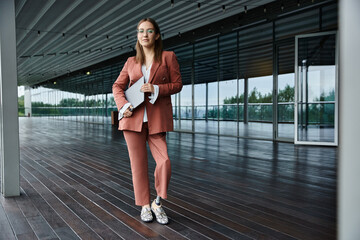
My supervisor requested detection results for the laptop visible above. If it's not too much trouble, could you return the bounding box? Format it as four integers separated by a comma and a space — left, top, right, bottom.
125, 76, 145, 109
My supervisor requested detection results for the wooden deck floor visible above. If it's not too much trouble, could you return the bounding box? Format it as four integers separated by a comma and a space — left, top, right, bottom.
0, 117, 337, 239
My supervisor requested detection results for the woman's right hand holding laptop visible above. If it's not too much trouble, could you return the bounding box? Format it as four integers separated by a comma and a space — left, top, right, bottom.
123, 105, 134, 118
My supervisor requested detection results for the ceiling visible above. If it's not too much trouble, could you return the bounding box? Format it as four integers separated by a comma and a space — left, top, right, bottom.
15, 0, 276, 87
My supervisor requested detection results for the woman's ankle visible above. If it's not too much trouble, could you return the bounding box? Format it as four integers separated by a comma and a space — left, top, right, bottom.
151, 199, 161, 209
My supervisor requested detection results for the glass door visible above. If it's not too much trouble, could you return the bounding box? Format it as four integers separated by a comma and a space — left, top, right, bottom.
295, 32, 338, 146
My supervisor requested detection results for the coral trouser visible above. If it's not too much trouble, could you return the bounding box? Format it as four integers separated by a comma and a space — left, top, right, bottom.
123, 123, 171, 206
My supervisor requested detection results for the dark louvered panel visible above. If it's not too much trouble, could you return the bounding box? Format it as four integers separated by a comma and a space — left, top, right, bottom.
179, 61, 192, 85
322, 3, 338, 30
220, 51, 237, 81
239, 43, 273, 78
219, 32, 237, 53
195, 57, 218, 84
278, 41, 295, 75
239, 22, 273, 48
195, 38, 218, 58
275, 9, 319, 40
172, 44, 193, 61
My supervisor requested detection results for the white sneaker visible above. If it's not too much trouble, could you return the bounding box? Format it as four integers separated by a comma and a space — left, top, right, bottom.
140, 206, 153, 222
151, 200, 169, 225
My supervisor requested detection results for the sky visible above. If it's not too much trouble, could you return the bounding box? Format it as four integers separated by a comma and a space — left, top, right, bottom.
18, 86, 24, 97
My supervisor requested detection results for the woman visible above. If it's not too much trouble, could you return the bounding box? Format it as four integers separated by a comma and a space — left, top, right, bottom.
112, 18, 182, 225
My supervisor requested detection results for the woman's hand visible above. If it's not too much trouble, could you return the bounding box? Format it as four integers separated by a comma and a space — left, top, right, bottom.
123, 105, 133, 118
141, 83, 154, 93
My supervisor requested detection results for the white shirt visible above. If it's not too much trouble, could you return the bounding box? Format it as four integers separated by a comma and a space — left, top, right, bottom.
118, 64, 159, 121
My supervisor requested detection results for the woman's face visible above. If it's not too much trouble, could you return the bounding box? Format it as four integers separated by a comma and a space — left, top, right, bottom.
137, 21, 159, 49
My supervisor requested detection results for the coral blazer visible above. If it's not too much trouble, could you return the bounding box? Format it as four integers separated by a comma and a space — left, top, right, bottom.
112, 51, 183, 135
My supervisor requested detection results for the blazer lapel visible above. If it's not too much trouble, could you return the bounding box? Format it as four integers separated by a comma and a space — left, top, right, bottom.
149, 61, 160, 83
130, 62, 143, 86
136, 62, 143, 79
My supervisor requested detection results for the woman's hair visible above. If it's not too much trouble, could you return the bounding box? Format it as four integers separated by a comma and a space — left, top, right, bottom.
135, 18, 163, 65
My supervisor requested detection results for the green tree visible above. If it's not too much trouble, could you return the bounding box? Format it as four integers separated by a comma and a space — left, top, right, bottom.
318, 89, 335, 101
59, 98, 82, 107
261, 92, 272, 103
248, 87, 272, 103
18, 95, 25, 116
278, 84, 294, 102
18, 95, 24, 108
108, 96, 116, 106
223, 94, 244, 104
248, 87, 260, 103
32, 101, 53, 107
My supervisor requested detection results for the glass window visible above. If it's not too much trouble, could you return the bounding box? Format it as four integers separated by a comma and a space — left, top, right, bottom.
278, 73, 295, 139
219, 79, 238, 136
246, 76, 273, 139
206, 82, 218, 135
194, 55, 218, 134
171, 93, 179, 130
239, 79, 244, 122
78, 93, 85, 122
180, 84, 192, 131
194, 83, 206, 120
194, 83, 206, 133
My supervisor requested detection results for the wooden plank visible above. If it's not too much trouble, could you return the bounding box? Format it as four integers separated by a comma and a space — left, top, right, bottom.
0, 204, 16, 239
0, 196, 36, 238
20, 164, 101, 239
20, 160, 123, 240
